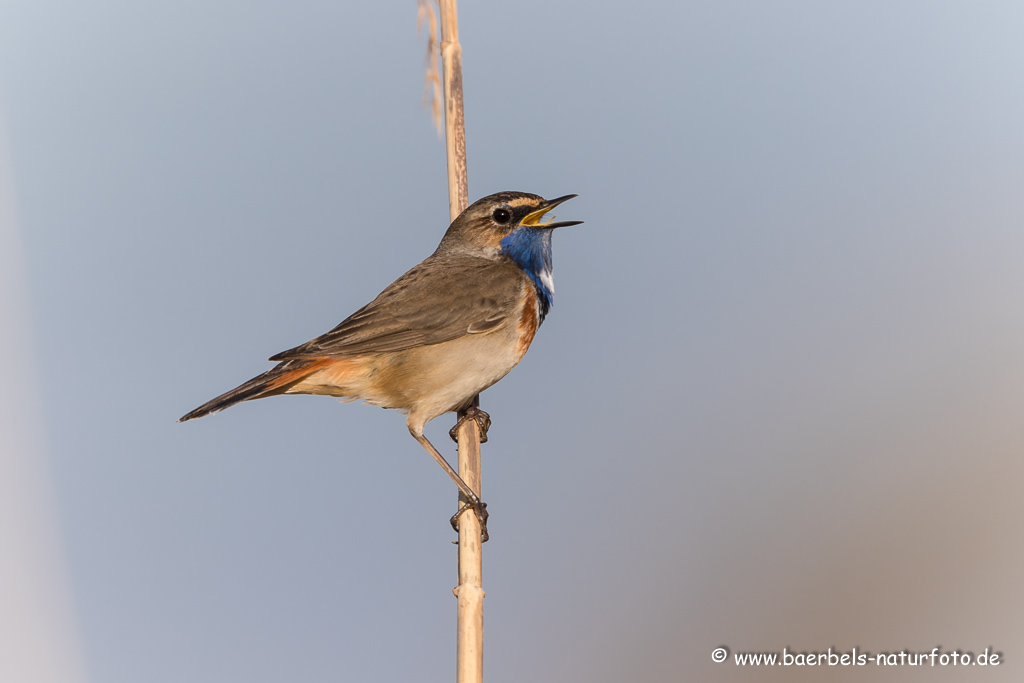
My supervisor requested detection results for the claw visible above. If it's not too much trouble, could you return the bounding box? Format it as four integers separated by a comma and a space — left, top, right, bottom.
450, 501, 489, 543
449, 407, 492, 444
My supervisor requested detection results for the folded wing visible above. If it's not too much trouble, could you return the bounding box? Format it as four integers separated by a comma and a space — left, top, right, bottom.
269, 255, 525, 360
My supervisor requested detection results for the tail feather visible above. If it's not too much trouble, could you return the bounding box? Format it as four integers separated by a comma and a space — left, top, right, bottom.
178, 359, 318, 422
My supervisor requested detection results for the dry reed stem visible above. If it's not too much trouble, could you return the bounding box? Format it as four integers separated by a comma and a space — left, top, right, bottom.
438, 0, 469, 222
435, 3, 483, 682
454, 400, 484, 683
416, 0, 482, 679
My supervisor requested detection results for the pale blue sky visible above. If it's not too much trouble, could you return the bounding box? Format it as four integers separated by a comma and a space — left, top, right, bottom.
1, 2, 1022, 681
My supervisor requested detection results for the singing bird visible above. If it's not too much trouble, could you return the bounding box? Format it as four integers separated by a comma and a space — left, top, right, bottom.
179, 191, 582, 535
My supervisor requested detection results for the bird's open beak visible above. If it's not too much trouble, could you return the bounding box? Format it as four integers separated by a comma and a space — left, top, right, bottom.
521, 194, 583, 229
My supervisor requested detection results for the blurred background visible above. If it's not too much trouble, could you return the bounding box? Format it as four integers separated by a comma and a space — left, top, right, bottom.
1, 1, 1021, 681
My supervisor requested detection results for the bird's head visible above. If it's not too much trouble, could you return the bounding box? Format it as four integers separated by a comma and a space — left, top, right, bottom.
436, 191, 582, 258
436, 191, 581, 319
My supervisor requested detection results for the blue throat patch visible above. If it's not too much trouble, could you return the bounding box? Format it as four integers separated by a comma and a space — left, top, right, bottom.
500, 227, 554, 320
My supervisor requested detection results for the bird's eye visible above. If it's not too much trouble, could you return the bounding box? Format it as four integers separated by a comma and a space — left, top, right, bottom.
492, 208, 512, 225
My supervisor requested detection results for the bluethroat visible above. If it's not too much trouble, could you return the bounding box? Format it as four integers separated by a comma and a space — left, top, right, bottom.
180, 191, 582, 538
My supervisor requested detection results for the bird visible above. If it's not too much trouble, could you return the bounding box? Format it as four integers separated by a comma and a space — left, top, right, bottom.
179, 191, 582, 538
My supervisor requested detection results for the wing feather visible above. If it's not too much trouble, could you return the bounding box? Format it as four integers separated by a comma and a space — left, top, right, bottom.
269, 255, 524, 360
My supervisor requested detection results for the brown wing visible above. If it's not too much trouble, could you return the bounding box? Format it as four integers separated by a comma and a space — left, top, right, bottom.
269, 255, 526, 360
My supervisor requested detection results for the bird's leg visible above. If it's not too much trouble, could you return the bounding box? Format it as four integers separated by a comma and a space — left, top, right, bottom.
449, 405, 492, 444
410, 430, 489, 541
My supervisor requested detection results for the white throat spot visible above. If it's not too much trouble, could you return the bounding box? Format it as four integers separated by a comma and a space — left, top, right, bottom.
538, 267, 554, 295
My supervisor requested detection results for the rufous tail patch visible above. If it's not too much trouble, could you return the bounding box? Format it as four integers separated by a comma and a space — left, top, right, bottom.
266, 357, 359, 391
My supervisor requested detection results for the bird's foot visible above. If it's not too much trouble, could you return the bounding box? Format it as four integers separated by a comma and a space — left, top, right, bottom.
450, 499, 489, 543
449, 407, 492, 444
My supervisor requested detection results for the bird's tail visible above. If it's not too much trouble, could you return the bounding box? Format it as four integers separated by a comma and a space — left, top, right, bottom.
178, 359, 320, 422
